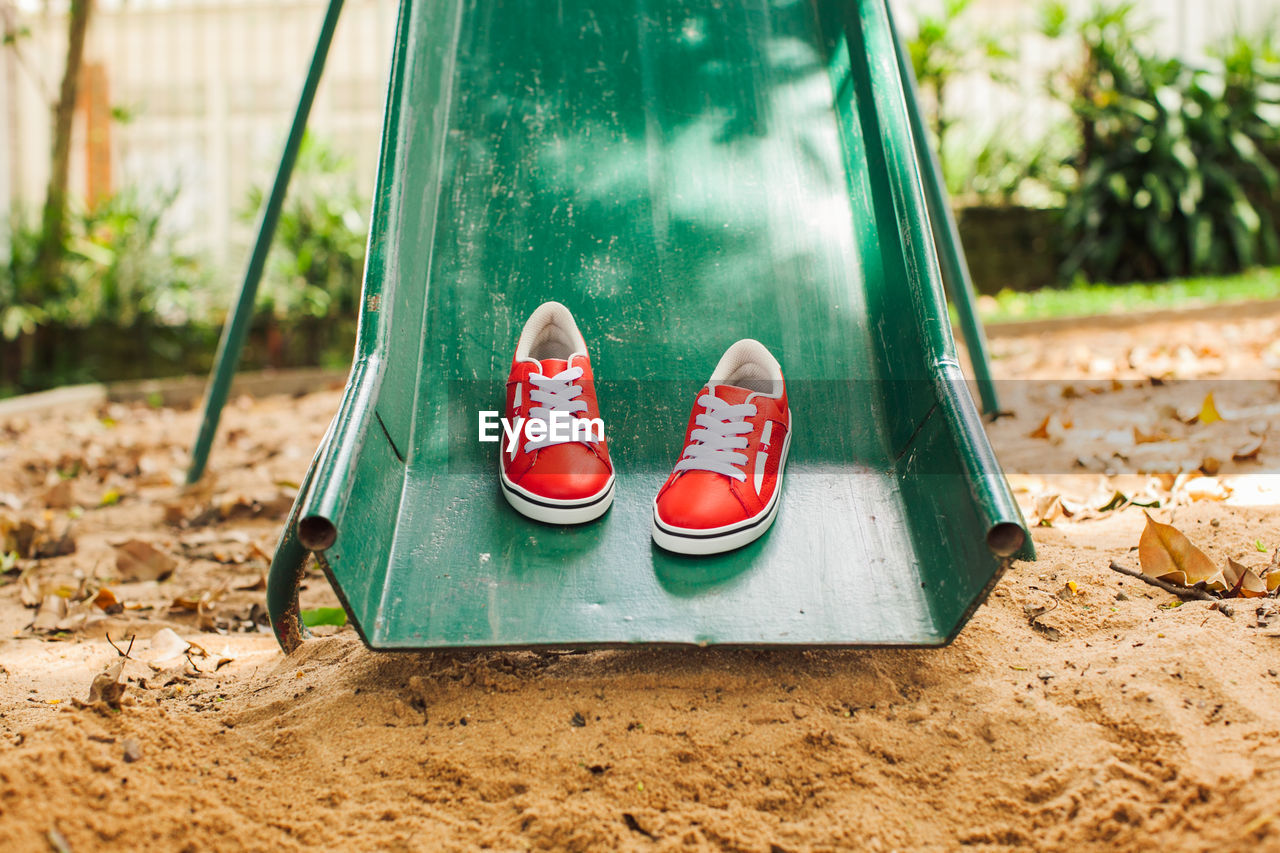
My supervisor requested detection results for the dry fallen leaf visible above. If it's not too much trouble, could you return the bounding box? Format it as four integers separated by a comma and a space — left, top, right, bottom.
1224, 558, 1269, 599
1182, 477, 1230, 502
86, 659, 126, 708
1265, 551, 1280, 594
31, 595, 67, 633
18, 571, 41, 608
235, 574, 267, 592
1233, 436, 1265, 462
114, 540, 177, 582
161, 502, 190, 527
1133, 426, 1173, 445
1139, 512, 1218, 587
1197, 393, 1224, 425
54, 601, 95, 632
41, 480, 74, 510
0, 515, 38, 558
146, 628, 190, 667
1034, 494, 1064, 526
1030, 412, 1073, 441
93, 587, 123, 615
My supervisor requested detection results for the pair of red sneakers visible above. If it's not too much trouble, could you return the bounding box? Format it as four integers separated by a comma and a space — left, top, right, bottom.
499, 302, 791, 556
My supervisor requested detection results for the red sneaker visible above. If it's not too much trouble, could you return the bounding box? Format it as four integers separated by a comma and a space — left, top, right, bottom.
652, 340, 791, 555
500, 302, 614, 524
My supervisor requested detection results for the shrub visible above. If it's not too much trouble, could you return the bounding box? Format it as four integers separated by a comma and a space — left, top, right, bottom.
247, 133, 368, 322
906, 0, 1018, 197
0, 190, 204, 339
1045, 2, 1280, 281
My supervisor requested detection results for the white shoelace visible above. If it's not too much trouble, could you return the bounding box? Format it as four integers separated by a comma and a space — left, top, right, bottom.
524, 365, 592, 453
674, 394, 758, 481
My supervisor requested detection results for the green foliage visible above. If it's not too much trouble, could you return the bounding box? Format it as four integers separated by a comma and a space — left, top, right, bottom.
979, 266, 1280, 323
906, 0, 1017, 186
70, 190, 207, 326
248, 133, 367, 320
0, 216, 48, 340
300, 607, 348, 628
1047, 3, 1280, 281
1, 191, 204, 340
944, 122, 1078, 207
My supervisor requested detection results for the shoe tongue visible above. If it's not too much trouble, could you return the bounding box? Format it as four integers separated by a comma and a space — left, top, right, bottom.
538, 358, 571, 376
708, 384, 753, 405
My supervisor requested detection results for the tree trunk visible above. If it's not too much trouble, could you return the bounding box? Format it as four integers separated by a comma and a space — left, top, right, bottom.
33, 0, 92, 298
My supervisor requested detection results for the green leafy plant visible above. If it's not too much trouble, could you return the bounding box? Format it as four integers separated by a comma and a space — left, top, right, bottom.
947, 122, 1078, 207
1045, 2, 1280, 281
907, 0, 1017, 187
70, 190, 206, 327
248, 133, 368, 321
1, 190, 202, 339
0, 216, 50, 340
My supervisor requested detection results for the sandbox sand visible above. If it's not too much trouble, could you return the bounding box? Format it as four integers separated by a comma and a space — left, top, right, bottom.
1, 310, 1278, 852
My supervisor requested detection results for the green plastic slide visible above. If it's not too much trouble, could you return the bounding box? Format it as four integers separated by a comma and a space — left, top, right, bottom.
266, 0, 1032, 651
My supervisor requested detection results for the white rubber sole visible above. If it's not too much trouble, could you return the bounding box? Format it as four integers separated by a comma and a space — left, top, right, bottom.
500, 463, 615, 525
651, 430, 791, 556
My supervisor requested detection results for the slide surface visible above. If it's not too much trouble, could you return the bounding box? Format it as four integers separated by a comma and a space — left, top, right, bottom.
280, 0, 1032, 649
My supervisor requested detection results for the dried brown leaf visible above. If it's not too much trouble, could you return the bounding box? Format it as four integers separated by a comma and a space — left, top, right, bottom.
1233, 436, 1265, 462
1034, 494, 1064, 526
93, 587, 123, 615
1133, 426, 1173, 445
31, 595, 67, 632
161, 502, 190, 527
54, 601, 94, 632
33, 528, 76, 559
114, 540, 176, 582
1030, 412, 1073, 441
41, 480, 74, 510
86, 659, 126, 708
1264, 551, 1280, 594
0, 516, 39, 558
1224, 558, 1269, 599
18, 570, 41, 608
235, 574, 267, 592
1138, 513, 1219, 588
146, 627, 190, 666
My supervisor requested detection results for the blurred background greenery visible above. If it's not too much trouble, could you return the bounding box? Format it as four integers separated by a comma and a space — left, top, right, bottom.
2, 0, 1279, 396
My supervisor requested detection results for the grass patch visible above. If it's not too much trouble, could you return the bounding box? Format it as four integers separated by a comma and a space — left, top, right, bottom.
977, 267, 1280, 324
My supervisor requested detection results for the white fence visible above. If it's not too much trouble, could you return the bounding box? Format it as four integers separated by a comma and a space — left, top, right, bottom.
3, 0, 1278, 269
3, 0, 398, 265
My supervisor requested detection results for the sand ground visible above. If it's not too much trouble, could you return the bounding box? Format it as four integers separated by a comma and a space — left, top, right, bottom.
1, 309, 1279, 852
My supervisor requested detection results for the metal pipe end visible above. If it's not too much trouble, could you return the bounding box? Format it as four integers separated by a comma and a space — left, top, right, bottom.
986, 522, 1026, 559
298, 515, 338, 551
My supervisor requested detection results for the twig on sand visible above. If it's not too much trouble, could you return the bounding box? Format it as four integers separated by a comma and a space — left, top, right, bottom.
1108, 561, 1233, 617
105, 632, 136, 659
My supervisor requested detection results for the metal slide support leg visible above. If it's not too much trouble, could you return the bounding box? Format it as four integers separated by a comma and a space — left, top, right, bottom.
885, 4, 1002, 418
267, 515, 311, 654
266, 422, 332, 653
186, 0, 347, 484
